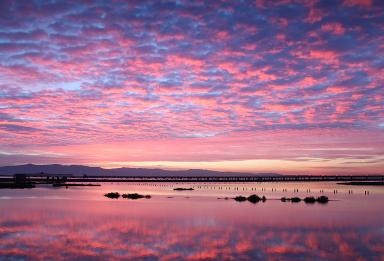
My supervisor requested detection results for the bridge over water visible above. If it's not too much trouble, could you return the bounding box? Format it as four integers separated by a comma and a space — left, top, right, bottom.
1, 174, 383, 184
10, 174, 384, 183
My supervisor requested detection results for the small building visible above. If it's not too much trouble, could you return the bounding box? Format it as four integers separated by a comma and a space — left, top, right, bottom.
13, 174, 29, 185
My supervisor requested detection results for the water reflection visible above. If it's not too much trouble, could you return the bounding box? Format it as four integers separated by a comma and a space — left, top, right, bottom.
0, 183, 383, 260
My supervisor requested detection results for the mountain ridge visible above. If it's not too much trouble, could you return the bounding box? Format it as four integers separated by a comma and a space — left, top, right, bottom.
0, 164, 281, 177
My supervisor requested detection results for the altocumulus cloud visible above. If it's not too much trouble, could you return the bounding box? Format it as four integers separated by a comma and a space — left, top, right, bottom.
0, 0, 383, 173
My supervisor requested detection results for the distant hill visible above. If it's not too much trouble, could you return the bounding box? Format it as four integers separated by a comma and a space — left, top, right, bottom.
0, 164, 281, 177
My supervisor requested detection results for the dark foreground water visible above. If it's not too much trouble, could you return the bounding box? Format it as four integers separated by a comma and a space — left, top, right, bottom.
0, 182, 383, 260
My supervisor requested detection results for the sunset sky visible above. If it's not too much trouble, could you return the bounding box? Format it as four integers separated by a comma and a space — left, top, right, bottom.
0, 0, 383, 174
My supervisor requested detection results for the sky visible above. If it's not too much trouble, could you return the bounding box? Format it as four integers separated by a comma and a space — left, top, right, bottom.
0, 0, 383, 175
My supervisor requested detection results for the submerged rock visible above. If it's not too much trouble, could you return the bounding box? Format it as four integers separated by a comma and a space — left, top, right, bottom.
122, 193, 151, 199
304, 197, 316, 204
247, 194, 262, 203
247, 194, 267, 203
281, 196, 329, 204
316, 196, 329, 204
234, 195, 267, 203
234, 196, 247, 202
104, 192, 120, 199
290, 197, 301, 203
280, 197, 301, 202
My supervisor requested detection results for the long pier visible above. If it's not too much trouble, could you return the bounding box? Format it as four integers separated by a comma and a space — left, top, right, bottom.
1, 174, 383, 183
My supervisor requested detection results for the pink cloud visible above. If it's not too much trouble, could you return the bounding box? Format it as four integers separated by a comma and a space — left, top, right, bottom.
344, 0, 372, 7
0, 0, 382, 174
321, 22, 346, 35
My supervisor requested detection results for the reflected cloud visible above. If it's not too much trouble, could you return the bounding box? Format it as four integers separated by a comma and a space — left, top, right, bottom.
0, 198, 382, 260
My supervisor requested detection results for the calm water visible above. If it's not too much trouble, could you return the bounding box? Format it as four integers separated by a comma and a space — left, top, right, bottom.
0, 182, 383, 260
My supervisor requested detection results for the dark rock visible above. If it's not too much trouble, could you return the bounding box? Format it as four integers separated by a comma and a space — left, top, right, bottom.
304, 197, 316, 204
290, 197, 301, 203
104, 192, 120, 199
316, 196, 329, 204
247, 194, 261, 203
122, 193, 151, 199
234, 196, 247, 202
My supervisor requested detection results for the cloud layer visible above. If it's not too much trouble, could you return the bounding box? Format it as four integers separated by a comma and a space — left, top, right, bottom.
0, 0, 383, 173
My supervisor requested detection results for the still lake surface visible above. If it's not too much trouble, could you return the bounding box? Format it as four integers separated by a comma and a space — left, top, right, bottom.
0, 181, 383, 260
